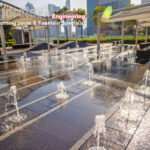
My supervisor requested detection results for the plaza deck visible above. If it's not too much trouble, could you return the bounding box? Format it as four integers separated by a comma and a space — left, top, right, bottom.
0, 48, 149, 150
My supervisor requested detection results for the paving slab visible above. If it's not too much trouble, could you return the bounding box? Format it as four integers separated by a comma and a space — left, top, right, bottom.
0, 108, 38, 136
0, 85, 120, 150
26, 102, 50, 114
39, 98, 59, 108
79, 135, 125, 150
127, 106, 150, 150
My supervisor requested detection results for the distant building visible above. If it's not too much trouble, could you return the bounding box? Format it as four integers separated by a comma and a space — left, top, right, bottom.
25, 2, 35, 14
65, 0, 72, 38
48, 4, 61, 38
87, 0, 131, 35
84, 27, 87, 36
87, 0, 97, 36
97, 0, 131, 9
65, 0, 71, 10
141, 0, 150, 3
48, 4, 60, 16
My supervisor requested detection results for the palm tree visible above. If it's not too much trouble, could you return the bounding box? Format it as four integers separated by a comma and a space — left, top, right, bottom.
92, 6, 108, 38
73, 8, 88, 38
54, 7, 69, 40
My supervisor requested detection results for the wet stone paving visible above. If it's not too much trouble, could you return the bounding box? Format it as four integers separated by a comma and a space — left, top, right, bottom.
0, 52, 149, 150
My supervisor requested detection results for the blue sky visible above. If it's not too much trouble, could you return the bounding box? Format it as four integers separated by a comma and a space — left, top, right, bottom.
4, 0, 141, 10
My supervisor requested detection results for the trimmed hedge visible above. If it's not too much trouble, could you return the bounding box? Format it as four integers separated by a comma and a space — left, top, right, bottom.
53, 37, 150, 44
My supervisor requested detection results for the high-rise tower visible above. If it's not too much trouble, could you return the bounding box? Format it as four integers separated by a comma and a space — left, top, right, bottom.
25, 2, 35, 14
65, 0, 71, 10
65, 0, 72, 38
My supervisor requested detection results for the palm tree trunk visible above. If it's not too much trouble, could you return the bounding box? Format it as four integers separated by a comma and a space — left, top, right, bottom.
132, 24, 136, 38
76, 25, 78, 47
102, 26, 106, 38
57, 24, 59, 45
64, 26, 68, 40
81, 25, 83, 39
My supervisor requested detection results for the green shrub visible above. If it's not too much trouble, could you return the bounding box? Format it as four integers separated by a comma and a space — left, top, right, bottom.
4, 39, 16, 46
53, 37, 150, 44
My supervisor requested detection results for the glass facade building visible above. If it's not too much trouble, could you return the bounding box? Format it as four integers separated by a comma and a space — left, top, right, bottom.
87, 0, 131, 35
25, 2, 35, 14
48, 4, 60, 16
48, 4, 61, 38
87, 0, 97, 35
65, 0, 72, 38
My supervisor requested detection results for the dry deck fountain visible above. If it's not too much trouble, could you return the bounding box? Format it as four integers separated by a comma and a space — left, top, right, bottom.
56, 82, 69, 99
83, 63, 95, 86
88, 115, 107, 150
5, 86, 27, 123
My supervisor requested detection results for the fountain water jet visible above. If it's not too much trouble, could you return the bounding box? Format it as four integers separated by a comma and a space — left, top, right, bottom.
24, 52, 27, 60
71, 55, 79, 69
68, 55, 74, 70
88, 115, 107, 150
5, 86, 27, 123
38, 52, 50, 77
137, 69, 150, 97
127, 52, 132, 63
116, 56, 121, 67
83, 49, 88, 64
142, 69, 150, 109
67, 47, 70, 53
143, 69, 150, 88
106, 56, 111, 72
19, 55, 26, 72
120, 87, 140, 121
59, 51, 67, 68
42, 52, 49, 67
56, 82, 69, 99
83, 63, 95, 86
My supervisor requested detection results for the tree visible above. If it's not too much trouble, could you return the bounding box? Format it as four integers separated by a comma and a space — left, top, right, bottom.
125, 4, 136, 38
54, 7, 69, 39
73, 8, 88, 38
92, 6, 109, 38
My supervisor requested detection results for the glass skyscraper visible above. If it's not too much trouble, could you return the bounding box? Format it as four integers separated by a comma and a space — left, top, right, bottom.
48, 4, 61, 38
87, 0, 131, 35
87, 0, 97, 35
25, 2, 35, 14
65, 0, 72, 38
